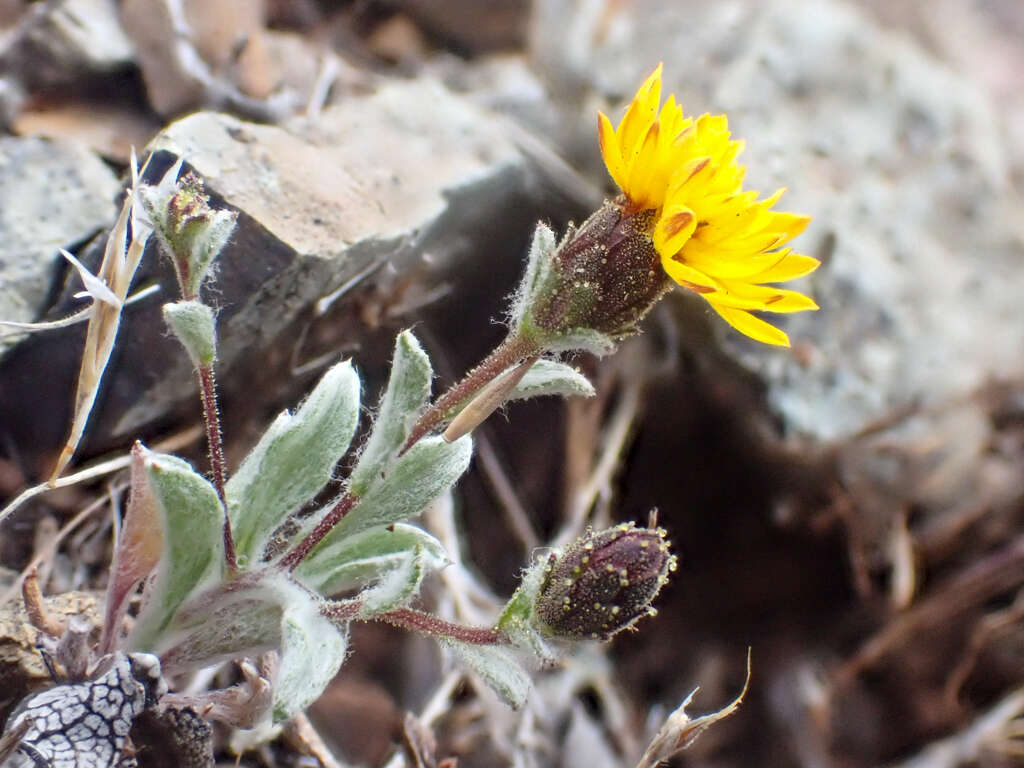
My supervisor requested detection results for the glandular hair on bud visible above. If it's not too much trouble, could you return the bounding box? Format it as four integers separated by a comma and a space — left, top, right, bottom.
534, 522, 675, 641
524, 199, 674, 343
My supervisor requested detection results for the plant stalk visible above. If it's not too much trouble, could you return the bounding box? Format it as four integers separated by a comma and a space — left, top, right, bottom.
198, 363, 236, 572
283, 332, 541, 572
401, 332, 540, 452
322, 602, 503, 645
280, 492, 358, 571
379, 607, 504, 645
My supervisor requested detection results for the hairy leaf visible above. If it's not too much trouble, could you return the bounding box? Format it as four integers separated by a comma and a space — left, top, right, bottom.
356, 545, 426, 618
508, 359, 595, 401
227, 361, 361, 559
296, 523, 448, 597
310, 435, 472, 552
273, 597, 348, 723
443, 641, 531, 710
349, 331, 433, 496
496, 552, 556, 662
509, 222, 557, 326
128, 451, 224, 651
163, 300, 217, 367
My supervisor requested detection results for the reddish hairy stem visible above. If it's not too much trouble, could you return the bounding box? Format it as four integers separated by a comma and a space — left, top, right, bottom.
379, 607, 504, 644
280, 492, 358, 571
282, 333, 541, 571
401, 333, 540, 453
322, 602, 503, 645
198, 363, 236, 572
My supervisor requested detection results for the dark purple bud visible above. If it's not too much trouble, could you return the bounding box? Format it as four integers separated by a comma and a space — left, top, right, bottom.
535, 522, 675, 641
525, 198, 674, 341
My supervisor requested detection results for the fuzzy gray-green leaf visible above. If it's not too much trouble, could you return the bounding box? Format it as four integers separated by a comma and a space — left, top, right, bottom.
296, 523, 448, 596
443, 641, 531, 709
508, 360, 595, 402
349, 331, 432, 496
356, 545, 426, 618
273, 598, 348, 722
227, 361, 361, 559
163, 300, 216, 367
496, 552, 556, 662
128, 451, 224, 651
311, 435, 472, 552
152, 583, 284, 671
510, 222, 557, 326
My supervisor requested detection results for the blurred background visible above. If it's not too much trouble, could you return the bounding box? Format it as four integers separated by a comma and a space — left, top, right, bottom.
1, 1, 1022, 766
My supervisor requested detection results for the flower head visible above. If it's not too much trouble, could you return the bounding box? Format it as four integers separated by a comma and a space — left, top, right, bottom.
140, 169, 237, 299
534, 522, 675, 641
598, 64, 819, 346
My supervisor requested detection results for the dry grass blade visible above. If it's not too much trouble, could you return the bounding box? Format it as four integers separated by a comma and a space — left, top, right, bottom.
48, 152, 156, 485
0, 424, 201, 534
21, 567, 66, 637
839, 534, 1024, 683
0, 718, 31, 765
0, 284, 160, 338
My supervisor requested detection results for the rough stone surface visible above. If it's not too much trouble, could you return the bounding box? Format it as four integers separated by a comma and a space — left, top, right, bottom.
0, 0, 133, 89
119, 0, 207, 117
4, 652, 158, 768
0, 136, 120, 353
129, 706, 214, 768
120, 0, 316, 120
0, 591, 103, 723
531, 0, 1024, 444
0, 78, 589, 475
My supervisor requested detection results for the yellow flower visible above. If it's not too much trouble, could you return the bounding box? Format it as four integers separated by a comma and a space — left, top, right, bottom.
598, 64, 819, 346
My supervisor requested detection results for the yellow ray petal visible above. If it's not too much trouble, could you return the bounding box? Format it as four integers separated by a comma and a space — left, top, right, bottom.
680, 248, 795, 281
653, 204, 698, 256
627, 119, 664, 208
764, 212, 812, 242
707, 302, 791, 346
709, 283, 819, 313
598, 111, 627, 191
746, 252, 820, 283
660, 255, 718, 291
619, 64, 663, 157
681, 231, 785, 260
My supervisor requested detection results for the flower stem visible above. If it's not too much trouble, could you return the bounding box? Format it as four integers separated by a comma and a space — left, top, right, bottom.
281, 332, 541, 572
321, 602, 504, 645
198, 363, 236, 572
401, 332, 541, 452
280, 491, 358, 572
379, 607, 504, 644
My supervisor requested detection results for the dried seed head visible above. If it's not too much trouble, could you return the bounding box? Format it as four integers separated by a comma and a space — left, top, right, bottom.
534, 521, 675, 641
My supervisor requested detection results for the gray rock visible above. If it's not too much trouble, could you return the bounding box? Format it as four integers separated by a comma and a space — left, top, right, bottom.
531, 0, 1024, 444
119, 0, 306, 121
0, 136, 120, 353
0, 77, 590, 474
0, 0, 133, 89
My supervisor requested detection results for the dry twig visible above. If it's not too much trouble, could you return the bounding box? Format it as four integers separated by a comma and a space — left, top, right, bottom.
21, 567, 66, 638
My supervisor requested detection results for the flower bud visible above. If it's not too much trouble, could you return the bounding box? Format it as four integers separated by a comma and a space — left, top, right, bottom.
534, 522, 675, 641
140, 170, 237, 298
515, 201, 674, 354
